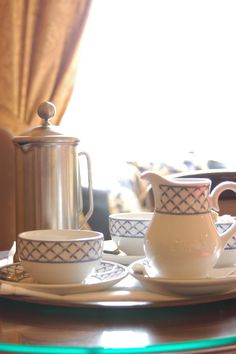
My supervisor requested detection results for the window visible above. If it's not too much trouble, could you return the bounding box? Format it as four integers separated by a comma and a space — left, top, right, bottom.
61, 0, 236, 189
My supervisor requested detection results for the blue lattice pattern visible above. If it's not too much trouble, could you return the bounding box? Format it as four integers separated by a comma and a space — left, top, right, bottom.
91, 262, 126, 280
110, 219, 150, 238
216, 223, 236, 250
156, 184, 210, 215
18, 239, 103, 263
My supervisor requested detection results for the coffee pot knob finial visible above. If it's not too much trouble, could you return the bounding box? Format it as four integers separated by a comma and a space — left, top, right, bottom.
37, 101, 56, 125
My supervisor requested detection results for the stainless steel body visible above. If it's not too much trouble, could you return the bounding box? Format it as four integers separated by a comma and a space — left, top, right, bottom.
13, 102, 93, 236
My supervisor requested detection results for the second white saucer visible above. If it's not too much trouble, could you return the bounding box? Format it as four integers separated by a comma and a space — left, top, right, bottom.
129, 259, 236, 296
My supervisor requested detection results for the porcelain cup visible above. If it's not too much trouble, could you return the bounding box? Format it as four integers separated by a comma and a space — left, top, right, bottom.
17, 229, 104, 284
215, 215, 236, 267
109, 212, 152, 256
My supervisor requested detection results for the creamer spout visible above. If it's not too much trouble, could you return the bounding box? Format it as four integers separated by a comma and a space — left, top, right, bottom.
141, 171, 169, 186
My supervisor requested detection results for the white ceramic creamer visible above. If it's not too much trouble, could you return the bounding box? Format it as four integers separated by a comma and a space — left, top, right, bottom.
141, 172, 236, 279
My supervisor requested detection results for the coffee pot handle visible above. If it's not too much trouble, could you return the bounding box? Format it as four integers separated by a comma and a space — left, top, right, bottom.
209, 181, 236, 211
78, 151, 94, 228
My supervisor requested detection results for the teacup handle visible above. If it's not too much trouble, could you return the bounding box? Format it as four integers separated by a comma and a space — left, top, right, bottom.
209, 181, 236, 211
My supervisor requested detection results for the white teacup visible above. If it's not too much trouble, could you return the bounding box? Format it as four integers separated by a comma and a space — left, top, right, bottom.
215, 215, 236, 267
17, 229, 104, 284
109, 212, 152, 256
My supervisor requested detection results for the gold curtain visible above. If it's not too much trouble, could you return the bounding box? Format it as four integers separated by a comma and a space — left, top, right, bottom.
0, 0, 92, 134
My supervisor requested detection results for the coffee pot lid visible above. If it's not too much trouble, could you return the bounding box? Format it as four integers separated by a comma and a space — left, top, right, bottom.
13, 101, 79, 144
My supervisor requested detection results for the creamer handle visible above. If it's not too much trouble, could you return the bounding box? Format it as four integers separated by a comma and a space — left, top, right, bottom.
78, 151, 94, 228
209, 181, 236, 211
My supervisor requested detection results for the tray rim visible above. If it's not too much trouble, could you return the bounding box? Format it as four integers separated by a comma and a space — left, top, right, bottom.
2, 257, 236, 309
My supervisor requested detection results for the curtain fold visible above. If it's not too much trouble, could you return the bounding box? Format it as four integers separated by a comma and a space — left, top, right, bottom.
0, 0, 92, 134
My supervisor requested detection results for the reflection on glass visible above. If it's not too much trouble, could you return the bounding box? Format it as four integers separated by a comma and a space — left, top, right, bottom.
100, 330, 150, 348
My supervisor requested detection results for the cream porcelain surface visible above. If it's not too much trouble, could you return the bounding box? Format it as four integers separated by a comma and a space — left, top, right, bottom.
145, 213, 221, 278
141, 173, 236, 279
0, 261, 128, 295
129, 258, 236, 296
17, 229, 104, 284
109, 212, 152, 256
102, 252, 144, 265
215, 216, 236, 267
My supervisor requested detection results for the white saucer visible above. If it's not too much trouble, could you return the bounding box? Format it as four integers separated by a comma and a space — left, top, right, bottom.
102, 252, 144, 265
0, 261, 128, 295
129, 259, 236, 296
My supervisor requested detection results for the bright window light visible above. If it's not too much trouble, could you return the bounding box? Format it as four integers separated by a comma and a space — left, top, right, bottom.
62, 0, 236, 188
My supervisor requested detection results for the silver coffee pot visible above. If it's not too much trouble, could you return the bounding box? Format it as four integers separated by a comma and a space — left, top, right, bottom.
13, 101, 94, 236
